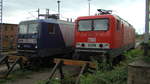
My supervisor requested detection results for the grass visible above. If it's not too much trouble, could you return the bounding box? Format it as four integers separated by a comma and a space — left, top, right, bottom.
80, 66, 127, 84
0, 64, 52, 84
0, 69, 34, 84
139, 40, 150, 62
36, 71, 77, 84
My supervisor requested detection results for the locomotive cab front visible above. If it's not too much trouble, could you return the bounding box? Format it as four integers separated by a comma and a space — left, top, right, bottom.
74, 15, 114, 59
74, 14, 135, 61
17, 21, 39, 53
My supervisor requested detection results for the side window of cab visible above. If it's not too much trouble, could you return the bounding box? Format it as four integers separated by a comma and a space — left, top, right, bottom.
117, 20, 120, 31
48, 23, 55, 34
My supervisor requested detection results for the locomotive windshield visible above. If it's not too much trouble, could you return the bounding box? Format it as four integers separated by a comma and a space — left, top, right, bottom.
28, 23, 38, 34
78, 20, 92, 31
18, 23, 38, 39
19, 24, 28, 34
19, 23, 38, 34
78, 19, 108, 31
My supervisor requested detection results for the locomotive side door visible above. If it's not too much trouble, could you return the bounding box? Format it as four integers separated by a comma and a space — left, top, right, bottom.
115, 19, 123, 48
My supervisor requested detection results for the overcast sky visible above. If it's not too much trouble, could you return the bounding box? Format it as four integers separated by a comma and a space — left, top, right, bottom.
3, 0, 145, 34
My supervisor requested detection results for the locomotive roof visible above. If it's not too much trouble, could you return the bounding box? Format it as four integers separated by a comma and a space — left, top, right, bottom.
19, 18, 73, 25
113, 15, 133, 27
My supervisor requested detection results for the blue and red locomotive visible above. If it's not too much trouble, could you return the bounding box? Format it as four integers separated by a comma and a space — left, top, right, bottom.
17, 9, 136, 64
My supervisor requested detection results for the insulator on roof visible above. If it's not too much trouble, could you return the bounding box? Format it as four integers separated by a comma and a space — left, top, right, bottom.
39, 13, 59, 19
47, 14, 59, 19
67, 18, 69, 22
97, 9, 112, 15
70, 18, 72, 22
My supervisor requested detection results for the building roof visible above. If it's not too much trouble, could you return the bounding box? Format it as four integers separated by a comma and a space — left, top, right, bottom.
0, 23, 18, 25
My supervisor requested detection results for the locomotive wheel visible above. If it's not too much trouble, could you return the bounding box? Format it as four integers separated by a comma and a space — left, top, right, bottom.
72, 52, 92, 61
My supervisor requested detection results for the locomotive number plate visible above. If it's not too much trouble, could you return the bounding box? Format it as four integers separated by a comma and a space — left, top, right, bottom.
88, 38, 96, 42
88, 44, 96, 47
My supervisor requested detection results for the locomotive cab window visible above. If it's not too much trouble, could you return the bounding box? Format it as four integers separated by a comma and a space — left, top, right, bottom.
78, 19, 108, 31
48, 23, 55, 34
19, 24, 28, 34
28, 23, 38, 34
78, 20, 92, 31
117, 20, 120, 31
93, 19, 108, 31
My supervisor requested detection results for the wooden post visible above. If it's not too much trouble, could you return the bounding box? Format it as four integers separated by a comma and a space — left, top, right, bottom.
59, 61, 64, 84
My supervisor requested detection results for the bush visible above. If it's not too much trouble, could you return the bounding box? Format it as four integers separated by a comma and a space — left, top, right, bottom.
124, 49, 143, 63
80, 49, 142, 84
81, 66, 127, 84
36, 79, 59, 84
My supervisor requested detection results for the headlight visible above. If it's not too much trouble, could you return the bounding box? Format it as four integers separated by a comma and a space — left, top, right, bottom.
17, 45, 20, 48
35, 45, 37, 48
81, 43, 85, 47
99, 44, 103, 48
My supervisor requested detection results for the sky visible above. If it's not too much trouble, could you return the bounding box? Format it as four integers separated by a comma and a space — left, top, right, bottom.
3, 0, 145, 34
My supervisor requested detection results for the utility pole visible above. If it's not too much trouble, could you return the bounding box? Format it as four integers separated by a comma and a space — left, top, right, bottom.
46, 9, 49, 19
37, 8, 40, 19
88, 0, 91, 16
0, 0, 3, 55
57, 0, 60, 19
144, 0, 150, 56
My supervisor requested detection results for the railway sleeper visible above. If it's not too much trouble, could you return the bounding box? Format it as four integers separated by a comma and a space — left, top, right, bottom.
0, 55, 24, 78
46, 58, 96, 84
72, 51, 125, 70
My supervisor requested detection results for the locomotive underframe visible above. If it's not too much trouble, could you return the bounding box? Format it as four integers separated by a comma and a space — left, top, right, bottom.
18, 47, 73, 58
74, 43, 135, 62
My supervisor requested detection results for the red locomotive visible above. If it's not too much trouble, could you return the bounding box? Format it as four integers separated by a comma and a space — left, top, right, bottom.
74, 9, 135, 61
